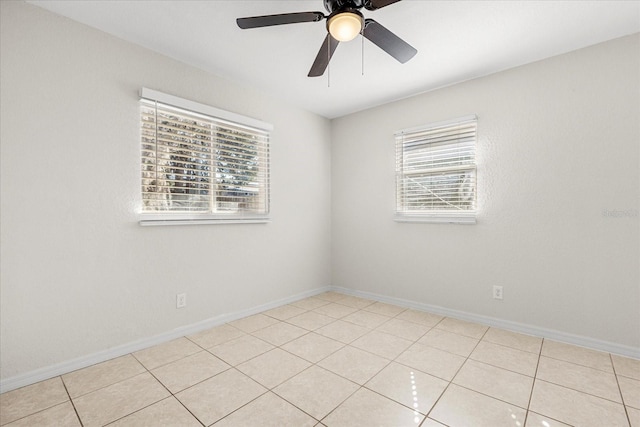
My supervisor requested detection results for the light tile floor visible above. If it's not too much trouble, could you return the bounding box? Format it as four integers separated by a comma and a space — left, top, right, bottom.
1, 291, 639, 426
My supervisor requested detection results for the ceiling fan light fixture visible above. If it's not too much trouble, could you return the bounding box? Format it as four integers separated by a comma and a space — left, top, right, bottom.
328, 11, 363, 42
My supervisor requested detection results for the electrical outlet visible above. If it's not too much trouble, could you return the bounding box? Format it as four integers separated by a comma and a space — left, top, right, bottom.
176, 293, 186, 308
492, 286, 503, 300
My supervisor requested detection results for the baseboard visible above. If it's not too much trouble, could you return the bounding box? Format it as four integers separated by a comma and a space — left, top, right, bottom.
329, 285, 640, 359
0, 286, 331, 394
3, 284, 638, 394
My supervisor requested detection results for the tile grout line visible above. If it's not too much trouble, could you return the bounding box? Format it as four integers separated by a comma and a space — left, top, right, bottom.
538, 352, 619, 375
522, 336, 544, 427
421, 320, 489, 425
7, 293, 637, 426
3, 378, 84, 427
204, 316, 399, 427
250, 302, 415, 425
60, 376, 84, 427
143, 366, 207, 427
610, 352, 633, 427
102, 350, 202, 426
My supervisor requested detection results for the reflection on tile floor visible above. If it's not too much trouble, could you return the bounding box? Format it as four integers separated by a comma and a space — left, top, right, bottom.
1, 291, 639, 426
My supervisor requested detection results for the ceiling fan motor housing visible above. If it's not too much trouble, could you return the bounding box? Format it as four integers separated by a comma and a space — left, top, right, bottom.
324, 0, 365, 13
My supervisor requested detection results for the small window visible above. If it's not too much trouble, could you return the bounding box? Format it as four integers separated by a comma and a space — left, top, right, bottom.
139, 88, 271, 225
395, 115, 477, 224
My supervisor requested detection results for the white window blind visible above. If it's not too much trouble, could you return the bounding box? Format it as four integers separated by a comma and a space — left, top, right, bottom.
395, 115, 477, 224
139, 88, 271, 225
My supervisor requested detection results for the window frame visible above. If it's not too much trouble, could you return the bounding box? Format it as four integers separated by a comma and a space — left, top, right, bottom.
394, 115, 478, 224
138, 88, 273, 226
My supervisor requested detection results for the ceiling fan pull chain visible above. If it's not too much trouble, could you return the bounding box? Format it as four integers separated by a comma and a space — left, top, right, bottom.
361, 31, 365, 76
327, 36, 331, 88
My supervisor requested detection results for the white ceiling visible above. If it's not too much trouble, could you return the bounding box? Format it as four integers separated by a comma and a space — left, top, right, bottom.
29, 0, 640, 119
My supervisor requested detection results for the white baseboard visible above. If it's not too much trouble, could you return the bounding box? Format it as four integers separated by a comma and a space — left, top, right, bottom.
3, 284, 638, 394
329, 285, 640, 359
0, 286, 331, 394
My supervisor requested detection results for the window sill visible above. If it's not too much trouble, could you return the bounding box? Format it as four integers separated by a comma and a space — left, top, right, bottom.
394, 213, 476, 224
139, 217, 270, 226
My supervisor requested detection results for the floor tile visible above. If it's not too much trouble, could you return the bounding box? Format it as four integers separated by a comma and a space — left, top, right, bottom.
470, 341, 539, 376
435, 317, 488, 339
73, 372, 170, 427
430, 384, 527, 427
286, 311, 335, 331
0, 377, 69, 425
176, 368, 266, 426
251, 321, 307, 346
334, 295, 375, 309
229, 313, 279, 333
281, 332, 344, 363
541, 340, 613, 373
365, 362, 448, 415
62, 354, 145, 398
3, 401, 80, 427
421, 419, 447, 427
290, 297, 331, 310
375, 318, 431, 341
151, 350, 230, 393
613, 354, 640, 380
315, 291, 348, 302
525, 412, 571, 426
273, 366, 359, 420
342, 310, 390, 328
453, 359, 533, 408
529, 380, 629, 427
629, 406, 640, 427
536, 356, 621, 402
214, 392, 317, 427
208, 334, 274, 366
323, 387, 423, 426
351, 330, 413, 360
236, 348, 311, 388
396, 309, 443, 327
396, 343, 466, 381
315, 319, 369, 344
108, 397, 201, 426
418, 328, 479, 357
618, 376, 640, 409
8, 297, 639, 427
133, 337, 201, 370
187, 324, 245, 349
262, 304, 307, 320
363, 301, 407, 317
313, 302, 358, 319
318, 345, 389, 385
482, 328, 542, 354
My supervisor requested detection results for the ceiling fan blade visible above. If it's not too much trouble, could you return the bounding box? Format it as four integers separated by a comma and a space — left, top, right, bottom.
364, 0, 402, 11
362, 18, 417, 63
308, 34, 340, 77
237, 11, 325, 29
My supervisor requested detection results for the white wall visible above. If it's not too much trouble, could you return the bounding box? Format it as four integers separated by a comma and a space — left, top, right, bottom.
2, 0, 638, 387
331, 34, 640, 350
0, 1, 331, 381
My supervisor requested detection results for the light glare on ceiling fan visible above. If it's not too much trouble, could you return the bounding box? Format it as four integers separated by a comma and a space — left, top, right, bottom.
328, 12, 363, 42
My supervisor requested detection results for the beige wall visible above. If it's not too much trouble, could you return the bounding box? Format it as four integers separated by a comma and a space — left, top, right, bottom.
0, 1, 332, 381
331, 34, 639, 350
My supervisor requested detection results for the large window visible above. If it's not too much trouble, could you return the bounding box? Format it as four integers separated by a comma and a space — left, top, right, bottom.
139, 88, 271, 225
395, 115, 477, 224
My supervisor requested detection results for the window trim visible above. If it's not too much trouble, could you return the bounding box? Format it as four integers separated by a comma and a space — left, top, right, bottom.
138, 88, 272, 226
394, 114, 477, 225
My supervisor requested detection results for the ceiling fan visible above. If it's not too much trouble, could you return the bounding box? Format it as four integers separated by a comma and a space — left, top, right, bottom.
236, 0, 417, 77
